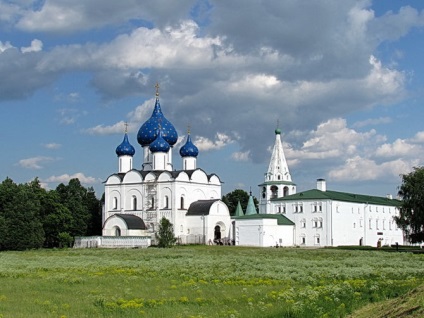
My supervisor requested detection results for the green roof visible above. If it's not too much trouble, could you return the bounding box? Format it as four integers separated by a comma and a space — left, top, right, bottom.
232, 213, 295, 225
234, 201, 244, 217
245, 195, 257, 215
272, 189, 401, 207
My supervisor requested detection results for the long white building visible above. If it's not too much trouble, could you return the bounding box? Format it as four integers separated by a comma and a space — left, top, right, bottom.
256, 128, 404, 247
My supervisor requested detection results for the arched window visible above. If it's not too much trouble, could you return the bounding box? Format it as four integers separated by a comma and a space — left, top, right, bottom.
132, 196, 137, 211
164, 195, 169, 209
151, 197, 155, 209
283, 186, 289, 197
113, 197, 118, 210
180, 196, 185, 209
300, 219, 306, 228
270, 185, 278, 199
214, 225, 221, 241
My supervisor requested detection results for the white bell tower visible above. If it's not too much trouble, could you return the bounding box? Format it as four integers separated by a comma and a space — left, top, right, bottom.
258, 125, 296, 214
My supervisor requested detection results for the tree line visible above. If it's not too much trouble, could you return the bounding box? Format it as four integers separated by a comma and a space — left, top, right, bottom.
0, 177, 102, 251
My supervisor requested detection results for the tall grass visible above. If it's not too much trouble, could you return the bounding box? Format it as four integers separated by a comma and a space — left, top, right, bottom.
0, 246, 423, 318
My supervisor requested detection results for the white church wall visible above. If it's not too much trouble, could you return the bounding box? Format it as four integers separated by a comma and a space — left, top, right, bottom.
123, 170, 143, 183
106, 175, 122, 185
235, 219, 294, 247
190, 170, 208, 183
209, 175, 221, 185
125, 188, 143, 211
175, 171, 190, 182
158, 172, 172, 182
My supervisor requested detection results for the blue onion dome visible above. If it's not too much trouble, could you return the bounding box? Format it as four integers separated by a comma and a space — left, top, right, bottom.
149, 129, 170, 153
137, 98, 178, 147
116, 133, 135, 156
180, 134, 199, 157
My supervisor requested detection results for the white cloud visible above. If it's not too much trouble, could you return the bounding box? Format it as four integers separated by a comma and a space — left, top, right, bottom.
0, 41, 14, 52
43, 143, 62, 149
17, 156, 54, 169
21, 39, 43, 53
195, 133, 234, 151
45, 172, 99, 184
84, 121, 130, 135
231, 151, 250, 162
329, 156, 419, 181
375, 139, 421, 158
352, 117, 392, 128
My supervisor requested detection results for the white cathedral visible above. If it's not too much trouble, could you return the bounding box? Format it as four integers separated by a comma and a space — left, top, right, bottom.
101, 87, 231, 246
75, 87, 404, 248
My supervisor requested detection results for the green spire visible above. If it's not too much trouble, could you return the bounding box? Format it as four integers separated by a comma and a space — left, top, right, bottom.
234, 201, 244, 217
245, 193, 257, 215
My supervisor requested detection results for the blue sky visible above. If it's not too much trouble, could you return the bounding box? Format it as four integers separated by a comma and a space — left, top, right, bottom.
1, 0, 424, 198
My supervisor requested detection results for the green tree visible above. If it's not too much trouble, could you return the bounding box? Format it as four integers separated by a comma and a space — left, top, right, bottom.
56, 179, 92, 237
0, 178, 45, 251
395, 166, 424, 243
222, 189, 259, 216
156, 217, 177, 248
39, 190, 73, 248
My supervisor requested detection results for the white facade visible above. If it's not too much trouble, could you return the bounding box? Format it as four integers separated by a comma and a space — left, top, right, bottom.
233, 216, 294, 247
258, 130, 404, 247
103, 91, 231, 244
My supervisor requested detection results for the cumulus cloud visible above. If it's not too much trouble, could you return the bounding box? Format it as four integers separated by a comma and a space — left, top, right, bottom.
21, 39, 43, 53
17, 156, 55, 169
44, 172, 99, 184
195, 133, 234, 151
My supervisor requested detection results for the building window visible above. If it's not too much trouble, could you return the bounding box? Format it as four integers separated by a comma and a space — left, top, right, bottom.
318, 218, 323, 228
164, 195, 169, 209
353, 222, 356, 228
369, 219, 372, 229
151, 197, 155, 209
282, 206, 286, 214
376, 219, 379, 230
299, 205, 303, 213
313, 204, 317, 212
277, 206, 281, 213
389, 220, 392, 230
271, 185, 278, 199
315, 235, 320, 245
301, 235, 306, 245
180, 196, 185, 209
360, 219, 363, 227
301, 219, 306, 228
113, 197, 118, 210
132, 196, 137, 210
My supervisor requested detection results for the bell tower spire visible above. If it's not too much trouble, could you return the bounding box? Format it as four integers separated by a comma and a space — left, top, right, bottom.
258, 124, 296, 214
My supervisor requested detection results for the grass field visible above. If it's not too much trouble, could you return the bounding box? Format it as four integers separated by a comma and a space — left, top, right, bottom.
0, 246, 423, 318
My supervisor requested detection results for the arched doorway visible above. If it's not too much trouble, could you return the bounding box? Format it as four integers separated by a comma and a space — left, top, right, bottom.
114, 226, 121, 237
214, 225, 222, 244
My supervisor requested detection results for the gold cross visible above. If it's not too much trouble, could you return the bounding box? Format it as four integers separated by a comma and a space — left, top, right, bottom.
155, 82, 160, 99
124, 122, 128, 133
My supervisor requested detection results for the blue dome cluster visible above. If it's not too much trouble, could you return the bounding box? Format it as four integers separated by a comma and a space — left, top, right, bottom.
116, 133, 135, 157
137, 99, 178, 147
149, 129, 170, 153
180, 134, 199, 157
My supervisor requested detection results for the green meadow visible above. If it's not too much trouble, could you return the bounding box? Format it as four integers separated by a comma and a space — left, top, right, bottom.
0, 246, 423, 318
